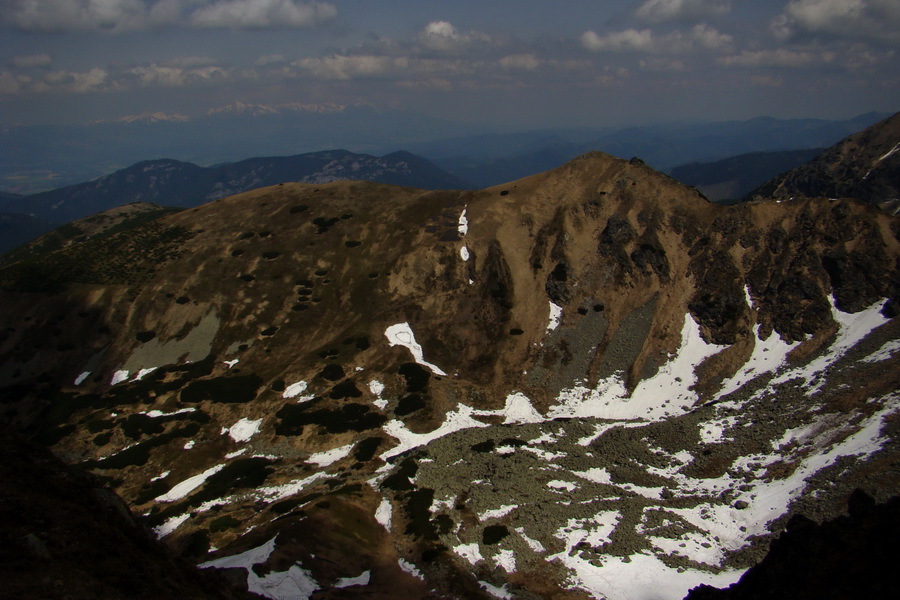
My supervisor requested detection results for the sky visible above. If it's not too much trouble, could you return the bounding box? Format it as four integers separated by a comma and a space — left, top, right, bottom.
1, 0, 898, 129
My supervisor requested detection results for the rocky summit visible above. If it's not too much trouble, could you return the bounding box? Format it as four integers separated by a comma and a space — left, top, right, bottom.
1, 150, 898, 600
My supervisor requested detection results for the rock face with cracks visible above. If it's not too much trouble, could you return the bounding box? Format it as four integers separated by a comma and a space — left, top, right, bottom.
0, 149, 898, 600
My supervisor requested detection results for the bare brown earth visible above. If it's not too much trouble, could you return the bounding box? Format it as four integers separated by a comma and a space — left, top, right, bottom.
0, 151, 898, 598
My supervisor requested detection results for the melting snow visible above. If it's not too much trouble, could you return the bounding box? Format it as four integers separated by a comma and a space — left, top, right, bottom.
143, 407, 196, 418
717, 324, 799, 398
375, 497, 392, 531
384, 322, 448, 376
473, 391, 543, 424
223, 417, 263, 443
398, 559, 424, 580
283, 381, 313, 401
772, 297, 888, 393
183, 440, 195, 450
460, 245, 470, 261
307, 443, 354, 467
480, 581, 513, 599
861, 339, 900, 363
335, 571, 370, 588
480, 504, 517, 520
153, 513, 189, 538
547, 302, 563, 332
516, 527, 546, 553
74, 371, 91, 385
201, 536, 320, 600
134, 367, 157, 381
494, 549, 517, 572
253, 472, 328, 504
110, 370, 129, 385
458, 208, 469, 236
455, 542, 483, 565
551, 315, 725, 421
156, 463, 226, 502
382, 404, 488, 459
224, 359, 239, 368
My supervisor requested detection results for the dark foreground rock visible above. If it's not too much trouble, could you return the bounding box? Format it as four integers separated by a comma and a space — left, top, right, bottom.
0, 433, 260, 600
684, 490, 900, 600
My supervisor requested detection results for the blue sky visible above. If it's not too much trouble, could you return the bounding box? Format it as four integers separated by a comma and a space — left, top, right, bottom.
1, 1, 898, 128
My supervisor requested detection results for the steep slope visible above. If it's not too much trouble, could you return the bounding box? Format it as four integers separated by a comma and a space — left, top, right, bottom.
685, 491, 899, 600
668, 148, 824, 203
750, 111, 900, 206
0, 433, 259, 600
2, 150, 471, 224
0, 152, 898, 600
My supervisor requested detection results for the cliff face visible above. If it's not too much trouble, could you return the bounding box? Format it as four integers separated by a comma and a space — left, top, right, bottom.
1, 151, 898, 600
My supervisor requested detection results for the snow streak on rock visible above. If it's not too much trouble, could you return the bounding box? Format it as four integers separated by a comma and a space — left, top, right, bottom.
384, 322, 448, 376
201, 536, 320, 600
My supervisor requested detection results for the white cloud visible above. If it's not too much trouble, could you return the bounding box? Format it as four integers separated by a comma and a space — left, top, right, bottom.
128, 63, 230, 86
45, 67, 110, 92
636, 0, 731, 23
2, 0, 337, 32
9, 54, 52, 68
292, 55, 409, 80
416, 20, 492, 53
717, 48, 835, 68
498, 54, 542, 70
581, 24, 731, 54
190, 0, 336, 29
772, 0, 900, 44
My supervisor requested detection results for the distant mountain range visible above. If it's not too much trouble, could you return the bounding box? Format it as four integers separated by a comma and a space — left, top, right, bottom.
1, 110, 888, 194
667, 148, 826, 203
0, 150, 471, 229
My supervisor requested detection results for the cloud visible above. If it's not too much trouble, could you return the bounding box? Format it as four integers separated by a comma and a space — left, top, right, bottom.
581, 24, 731, 54
498, 53, 542, 70
717, 48, 835, 68
190, 0, 336, 29
416, 20, 492, 53
9, 54, 52, 68
635, 0, 731, 23
291, 55, 410, 80
1, 0, 337, 32
45, 67, 110, 92
772, 0, 900, 44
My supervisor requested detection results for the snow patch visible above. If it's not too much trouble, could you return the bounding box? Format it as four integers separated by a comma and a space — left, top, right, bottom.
156, 463, 226, 502
201, 536, 320, 600
335, 571, 370, 588
283, 381, 312, 400
134, 367, 157, 381
384, 322, 448, 376
861, 339, 900, 363
307, 443, 354, 467
74, 371, 91, 385
454, 542, 483, 565
458, 208, 468, 236
398, 559, 424, 580
480, 504, 517, 520
110, 370, 129, 385
480, 581, 513, 599
551, 315, 726, 421
460, 245, 470, 261
375, 497, 392, 531
382, 403, 488, 459
223, 417, 263, 443
547, 302, 563, 332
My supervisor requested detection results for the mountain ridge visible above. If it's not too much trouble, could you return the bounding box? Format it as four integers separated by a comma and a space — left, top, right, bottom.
1, 150, 472, 225
1, 148, 897, 599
